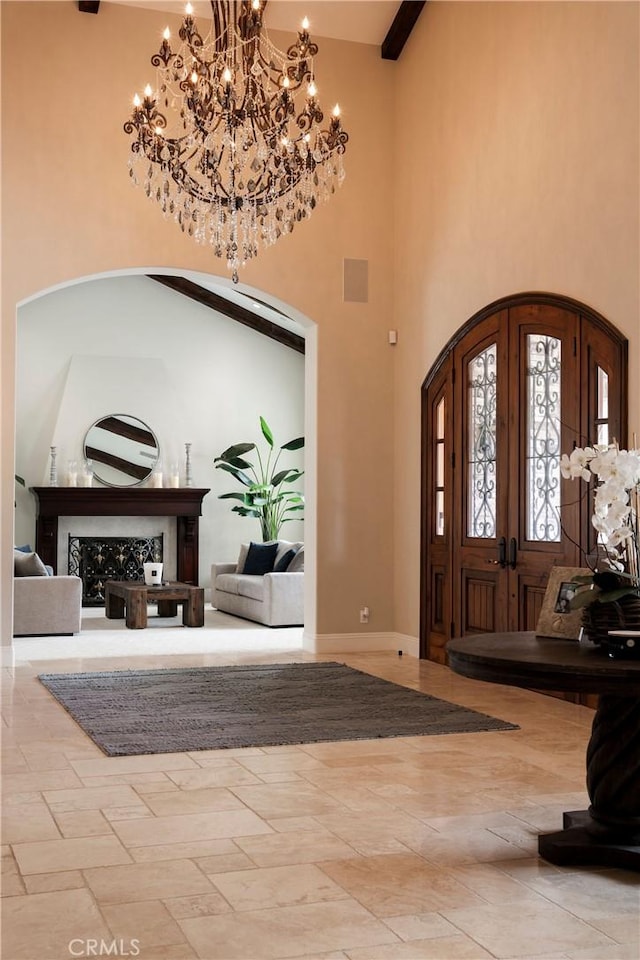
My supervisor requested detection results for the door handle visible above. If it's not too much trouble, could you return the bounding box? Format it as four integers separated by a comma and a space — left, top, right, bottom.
509, 537, 517, 569
487, 537, 507, 567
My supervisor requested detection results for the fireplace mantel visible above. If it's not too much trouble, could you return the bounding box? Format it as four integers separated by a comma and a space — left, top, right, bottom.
31, 487, 210, 584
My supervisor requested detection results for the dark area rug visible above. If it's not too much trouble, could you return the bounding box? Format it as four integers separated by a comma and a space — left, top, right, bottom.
38, 661, 518, 756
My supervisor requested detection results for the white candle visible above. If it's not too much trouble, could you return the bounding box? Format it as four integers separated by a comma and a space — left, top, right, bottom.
67, 472, 77, 487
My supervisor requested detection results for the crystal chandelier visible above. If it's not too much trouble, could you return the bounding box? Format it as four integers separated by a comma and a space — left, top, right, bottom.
124, 1, 349, 283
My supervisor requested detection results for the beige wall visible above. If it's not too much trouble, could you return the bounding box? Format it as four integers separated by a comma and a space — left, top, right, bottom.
2, 1, 638, 650
1, 1, 396, 646
392, 0, 640, 639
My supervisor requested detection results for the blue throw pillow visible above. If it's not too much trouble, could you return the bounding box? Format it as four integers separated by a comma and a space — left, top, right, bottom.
273, 547, 298, 572
242, 541, 279, 575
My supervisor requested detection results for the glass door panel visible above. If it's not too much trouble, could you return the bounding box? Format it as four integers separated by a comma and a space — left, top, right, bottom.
526, 334, 562, 542
467, 343, 497, 539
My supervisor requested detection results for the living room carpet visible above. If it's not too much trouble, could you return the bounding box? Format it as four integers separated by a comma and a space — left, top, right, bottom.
38, 661, 518, 756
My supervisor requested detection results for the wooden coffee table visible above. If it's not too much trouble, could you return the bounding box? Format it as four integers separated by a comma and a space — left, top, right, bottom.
105, 580, 204, 629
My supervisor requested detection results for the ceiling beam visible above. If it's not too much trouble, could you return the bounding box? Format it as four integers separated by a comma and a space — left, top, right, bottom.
78, 2, 100, 13
147, 275, 305, 354
381, 1, 426, 60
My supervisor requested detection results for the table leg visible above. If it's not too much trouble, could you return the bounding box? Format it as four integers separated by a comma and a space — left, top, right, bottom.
157, 600, 178, 617
125, 590, 148, 629
105, 591, 125, 620
182, 588, 204, 627
538, 694, 640, 870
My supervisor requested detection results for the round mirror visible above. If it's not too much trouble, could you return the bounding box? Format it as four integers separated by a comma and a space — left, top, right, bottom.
84, 415, 159, 487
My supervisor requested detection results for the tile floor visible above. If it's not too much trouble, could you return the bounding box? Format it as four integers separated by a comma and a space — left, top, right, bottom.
2, 609, 639, 960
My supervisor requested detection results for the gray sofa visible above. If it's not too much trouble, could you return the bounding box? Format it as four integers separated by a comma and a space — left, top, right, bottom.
13, 575, 83, 637
211, 540, 304, 627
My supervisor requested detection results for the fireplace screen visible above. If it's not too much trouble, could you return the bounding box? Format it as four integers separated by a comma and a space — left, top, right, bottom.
69, 535, 163, 606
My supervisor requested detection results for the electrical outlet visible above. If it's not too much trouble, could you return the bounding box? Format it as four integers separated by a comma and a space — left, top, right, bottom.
360, 606, 369, 624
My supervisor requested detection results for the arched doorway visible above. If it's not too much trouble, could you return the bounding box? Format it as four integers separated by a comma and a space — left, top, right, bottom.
11, 267, 318, 647
420, 292, 628, 666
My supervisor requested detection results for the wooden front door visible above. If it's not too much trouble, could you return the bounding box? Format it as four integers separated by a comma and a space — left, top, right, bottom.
422, 293, 628, 668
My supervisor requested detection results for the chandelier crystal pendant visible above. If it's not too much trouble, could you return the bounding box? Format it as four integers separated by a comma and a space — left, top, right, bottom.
124, 0, 349, 283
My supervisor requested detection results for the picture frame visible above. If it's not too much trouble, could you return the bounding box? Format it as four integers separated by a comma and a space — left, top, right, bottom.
535, 566, 591, 640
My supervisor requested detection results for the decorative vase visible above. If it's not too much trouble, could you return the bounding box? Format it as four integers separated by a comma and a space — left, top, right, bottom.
583, 596, 640, 659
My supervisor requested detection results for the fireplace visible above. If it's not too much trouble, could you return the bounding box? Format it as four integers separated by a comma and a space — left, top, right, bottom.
69, 534, 164, 606
31, 487, 210, 585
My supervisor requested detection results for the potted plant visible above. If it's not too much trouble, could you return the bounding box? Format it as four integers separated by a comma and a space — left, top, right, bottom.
214, 416, 304, 542
560, 443, 640, 654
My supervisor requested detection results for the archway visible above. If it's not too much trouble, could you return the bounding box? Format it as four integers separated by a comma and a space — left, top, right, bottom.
11, 266, 318, 650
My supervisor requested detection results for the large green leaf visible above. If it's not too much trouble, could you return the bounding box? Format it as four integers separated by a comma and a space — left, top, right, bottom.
270, 468, 304, 487
232, 505, 261, 517
224, 456, 253, 469
215, 442, 255, 462
215, 462, 253, 486
260, 417, 274, 447
281, 437, 304, 451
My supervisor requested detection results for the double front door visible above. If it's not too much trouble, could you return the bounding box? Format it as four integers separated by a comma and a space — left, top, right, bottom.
422, 295, 627, 663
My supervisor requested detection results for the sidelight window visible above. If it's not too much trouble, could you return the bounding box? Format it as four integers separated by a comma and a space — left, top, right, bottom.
435, 397, 445, 536
596, 366, 609, 445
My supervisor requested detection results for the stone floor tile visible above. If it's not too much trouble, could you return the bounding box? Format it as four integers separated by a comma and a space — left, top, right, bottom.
2, 769, 83, 795
83, 772, 175, 787
441, 898, 616, 957
163, 891, 234, 920
1, 801, 61, 843
53, 809, 113, 838
13, 834, 132, 874
102, 804, 155, 821
194, 852, 257, 874
83, 859, 214, 903
319, 853, 487, 917
142, 786, 246, 817
43, 783, 143, 812
381, 912, 461, 942
1, 888, 112, 959
167, 765, 262, 789
70, 753, 200, 778
111, 809, 274, 848
345, 935, 495, 958
102, 898, 187, 947
235, 829, 361, 867
230, 781, 348, 819
210, 863, 350, 911
23, 870, 86, 894
129, 838, 240, 863
179, 899, 400, 959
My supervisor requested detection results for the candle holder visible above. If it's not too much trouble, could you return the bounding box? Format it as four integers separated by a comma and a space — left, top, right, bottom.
49, 446, 58, 487
185, 443, 193, 487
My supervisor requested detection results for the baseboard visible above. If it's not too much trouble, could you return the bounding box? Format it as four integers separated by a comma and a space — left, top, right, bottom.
303, 631, 419, 658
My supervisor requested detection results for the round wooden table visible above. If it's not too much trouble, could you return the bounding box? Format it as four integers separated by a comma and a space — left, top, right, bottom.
446, 632, 640, 871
